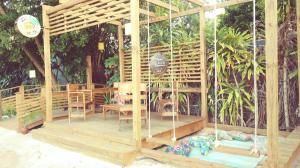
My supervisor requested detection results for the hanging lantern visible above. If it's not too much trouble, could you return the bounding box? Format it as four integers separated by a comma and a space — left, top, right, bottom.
125, 23, 132, 36
98, 42, 105, 51
150, 52, 169, 76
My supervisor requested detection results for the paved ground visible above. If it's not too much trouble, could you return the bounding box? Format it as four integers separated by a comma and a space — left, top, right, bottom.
0, 127, 173, 168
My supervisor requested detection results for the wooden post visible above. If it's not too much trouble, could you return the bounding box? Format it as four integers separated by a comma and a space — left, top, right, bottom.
118, 25, 125, 82
265, 0, 279, 167
0, 92, 2, 120
199, 7, 208, 124
40, 87, 46, 116
86, 55, 93, 89
297, 0, 300, 115
131, 0, 142, 149
16, 89, 24, 131
43, 5, 53, 122
19, 85, 24, 94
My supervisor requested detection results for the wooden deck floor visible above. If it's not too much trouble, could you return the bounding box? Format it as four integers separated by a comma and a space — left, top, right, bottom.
52, 112, 202, 139
31, 112, 204, 166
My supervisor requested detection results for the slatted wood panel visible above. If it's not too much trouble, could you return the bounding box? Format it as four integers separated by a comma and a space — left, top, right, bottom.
52, 91, 68, 117
16, 94, 44, 128
124, 41, 201, 83
1, 96, 16, 112
0, 86, 20, 116
48, 0, 130, 36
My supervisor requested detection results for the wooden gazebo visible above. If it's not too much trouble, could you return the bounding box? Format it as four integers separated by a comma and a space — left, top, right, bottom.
40, 0, 300, 167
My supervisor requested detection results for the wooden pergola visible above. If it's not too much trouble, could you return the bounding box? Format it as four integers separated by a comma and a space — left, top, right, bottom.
41, 0, 300, 167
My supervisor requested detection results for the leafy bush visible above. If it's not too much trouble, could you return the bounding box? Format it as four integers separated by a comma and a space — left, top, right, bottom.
3, 107, 16, 117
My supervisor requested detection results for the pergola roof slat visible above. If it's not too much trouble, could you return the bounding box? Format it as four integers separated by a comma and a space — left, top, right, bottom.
49, 0, 128, 28
204, 0, 252, 10
51, 7, 130, 36
146, 0, 179, 12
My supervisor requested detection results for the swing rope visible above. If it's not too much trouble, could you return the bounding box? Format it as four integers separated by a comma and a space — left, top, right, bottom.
147, 1, 152, 138
252, 0, 259, 154
169, 0, 176, 142
213, 0, 220, 147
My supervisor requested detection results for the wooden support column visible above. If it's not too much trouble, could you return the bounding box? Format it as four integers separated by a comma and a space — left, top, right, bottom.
265, 0, 279, 167
16, 86, 24, 131
297, 0, 300, 113
131, 0, 142, 149
118, 25, 125, 82
86, 56, 93, 89
0, 92, 2, 120
43, 5, 53, 122
199, 7, 208, 124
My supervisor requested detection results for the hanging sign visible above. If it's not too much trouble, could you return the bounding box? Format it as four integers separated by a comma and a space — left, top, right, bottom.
150, 53, 169, 76
29, 70, 36, 79
16, 15, 41, 38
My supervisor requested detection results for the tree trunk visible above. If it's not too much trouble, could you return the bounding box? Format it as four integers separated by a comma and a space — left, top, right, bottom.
1, 5, 57, 84
34, 37, 44, 61
22, 47, 57, 84
0, 6, 5, 15
283, 54, 290, 131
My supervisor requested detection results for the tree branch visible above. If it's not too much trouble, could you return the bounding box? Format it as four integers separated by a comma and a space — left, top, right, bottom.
0, 5, 6, 15
22, 46, 57, 84
34, 37, 44, 61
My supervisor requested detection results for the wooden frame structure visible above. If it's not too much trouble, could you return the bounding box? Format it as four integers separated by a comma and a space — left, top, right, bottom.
41, 0, 300, 167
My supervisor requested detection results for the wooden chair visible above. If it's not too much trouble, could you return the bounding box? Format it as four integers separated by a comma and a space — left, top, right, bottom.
101, 82, 147, 129
157, 82, 179, 120
102, 82, 119, 119
117, 82, 147, 129
67, 84, 94, 123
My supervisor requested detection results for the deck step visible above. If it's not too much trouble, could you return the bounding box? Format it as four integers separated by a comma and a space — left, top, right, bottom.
31, 124, 137, 166
278, 135, 300, 168
43, 122, 135, 146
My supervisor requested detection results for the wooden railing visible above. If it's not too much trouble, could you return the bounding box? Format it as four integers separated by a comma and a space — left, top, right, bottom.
0, 84, 113, 131
16, 87, 45, 131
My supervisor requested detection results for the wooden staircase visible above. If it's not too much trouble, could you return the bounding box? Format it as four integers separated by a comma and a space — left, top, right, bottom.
279, 127, 300, 168
31, 123, 137, 166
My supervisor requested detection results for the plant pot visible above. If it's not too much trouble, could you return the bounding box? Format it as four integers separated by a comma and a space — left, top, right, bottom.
20, 127, 29, 134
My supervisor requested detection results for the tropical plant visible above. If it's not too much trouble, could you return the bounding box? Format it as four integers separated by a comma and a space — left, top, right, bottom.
207, 27, 265, 126
104, 55, 120, 87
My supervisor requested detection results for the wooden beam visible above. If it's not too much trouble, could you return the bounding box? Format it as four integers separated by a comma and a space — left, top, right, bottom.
297, 0, 300, 117
43, 5, 53, 122
131, 0, 142, 149
47, 0, 90, 14
146, 0, 179, 12
141, 148, 230, 168
118, 25, 125, 82
140, 7, 201, 25
206, 123, 290, 137
86, 56, 92, 89
265, 0, 279, 167
199, 7, 208, 124
204, 0, 252, 11
187, 0, 204, 6
140, 8, 156, 17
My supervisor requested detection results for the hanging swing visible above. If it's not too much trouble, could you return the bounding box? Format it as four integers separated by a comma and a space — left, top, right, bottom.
212, 0, 260, 157
147, 0, 178, 144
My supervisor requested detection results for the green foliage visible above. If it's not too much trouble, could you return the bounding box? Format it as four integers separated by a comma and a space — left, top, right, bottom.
3, 107, 16, 117
23, 110, 43, 127
104, 56, 120, 87
207, 27, 265, 125
103, 94, 111, 104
